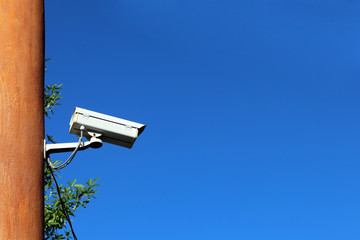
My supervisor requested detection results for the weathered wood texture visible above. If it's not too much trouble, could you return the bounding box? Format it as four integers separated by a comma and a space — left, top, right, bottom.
0, 0, 44, 239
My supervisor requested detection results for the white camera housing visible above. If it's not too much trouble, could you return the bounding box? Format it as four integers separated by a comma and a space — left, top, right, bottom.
69, 107, 146, 149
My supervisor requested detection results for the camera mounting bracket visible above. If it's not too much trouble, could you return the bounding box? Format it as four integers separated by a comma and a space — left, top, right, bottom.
44, 130, 103, 159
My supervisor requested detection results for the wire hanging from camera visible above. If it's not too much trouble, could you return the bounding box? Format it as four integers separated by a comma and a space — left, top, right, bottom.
47, 126, 84, 170
46, 160, 79, 240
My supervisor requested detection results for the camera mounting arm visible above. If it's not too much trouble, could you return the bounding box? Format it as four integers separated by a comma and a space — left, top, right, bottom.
44, 126, 103, 170
44, 127, 103, 158
45, 138, 102, 157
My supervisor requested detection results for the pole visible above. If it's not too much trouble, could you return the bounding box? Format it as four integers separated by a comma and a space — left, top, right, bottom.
0, 0, 44, 239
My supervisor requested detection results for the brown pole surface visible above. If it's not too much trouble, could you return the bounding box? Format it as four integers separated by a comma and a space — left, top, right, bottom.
0, 0, 44, 239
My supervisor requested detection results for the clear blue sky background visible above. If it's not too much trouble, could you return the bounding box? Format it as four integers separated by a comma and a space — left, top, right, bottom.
45, 1, 360, 239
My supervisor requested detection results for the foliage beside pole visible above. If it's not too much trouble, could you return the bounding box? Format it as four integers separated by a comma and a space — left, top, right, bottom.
44, 78, 99, 239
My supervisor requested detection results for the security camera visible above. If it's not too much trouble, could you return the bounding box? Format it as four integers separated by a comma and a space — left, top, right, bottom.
69, 107, 146, 149
45, 107, 146, 170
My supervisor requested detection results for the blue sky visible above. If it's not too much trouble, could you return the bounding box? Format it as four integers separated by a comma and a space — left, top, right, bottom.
45, 1, 360, 239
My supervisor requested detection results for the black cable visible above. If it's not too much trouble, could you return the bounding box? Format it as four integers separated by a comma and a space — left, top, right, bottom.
46, 160, 78, 240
